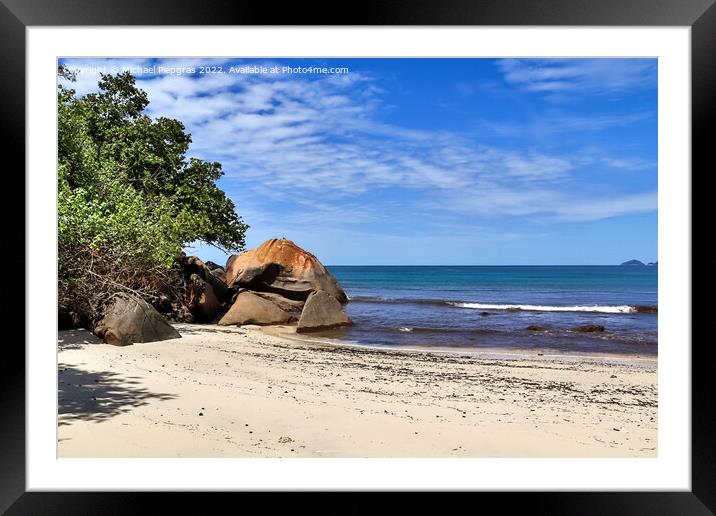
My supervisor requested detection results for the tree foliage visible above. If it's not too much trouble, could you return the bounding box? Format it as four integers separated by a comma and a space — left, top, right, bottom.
58, 65, 248, 326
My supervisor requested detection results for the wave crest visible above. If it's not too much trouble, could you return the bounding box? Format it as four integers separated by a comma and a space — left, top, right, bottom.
348, 296, 656, 314
449, 302, 636, 314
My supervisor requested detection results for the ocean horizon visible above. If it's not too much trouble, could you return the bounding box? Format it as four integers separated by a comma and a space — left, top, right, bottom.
324, 263, 657, 266
320, 265, 658, 356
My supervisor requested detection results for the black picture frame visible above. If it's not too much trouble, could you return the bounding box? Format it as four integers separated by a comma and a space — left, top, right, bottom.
4, 0, 713, 513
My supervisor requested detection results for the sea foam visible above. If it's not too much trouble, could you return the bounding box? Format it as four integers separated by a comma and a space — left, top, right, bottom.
449, 302, 637, 314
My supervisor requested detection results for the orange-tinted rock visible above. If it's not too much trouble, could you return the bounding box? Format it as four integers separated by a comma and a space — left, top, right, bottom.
225, 239, 347, 303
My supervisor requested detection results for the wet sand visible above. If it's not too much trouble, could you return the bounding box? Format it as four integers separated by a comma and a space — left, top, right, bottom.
58, 323, 657, 458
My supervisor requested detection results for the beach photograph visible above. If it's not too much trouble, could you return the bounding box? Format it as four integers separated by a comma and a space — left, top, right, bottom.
57, 57, 658, 458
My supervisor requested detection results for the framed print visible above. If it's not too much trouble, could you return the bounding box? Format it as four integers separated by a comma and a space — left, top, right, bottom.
5, 0, 714, 512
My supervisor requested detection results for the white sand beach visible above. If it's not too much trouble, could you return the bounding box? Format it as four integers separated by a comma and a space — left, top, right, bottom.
58, 323, 657, 458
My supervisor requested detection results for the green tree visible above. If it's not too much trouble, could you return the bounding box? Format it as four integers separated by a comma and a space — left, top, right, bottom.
57, 66, 248, 326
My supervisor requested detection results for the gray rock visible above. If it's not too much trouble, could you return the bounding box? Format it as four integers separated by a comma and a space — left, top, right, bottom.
297, 290, 352, 333
252, 291, 305, 315
526, 325, 549, 332
574, 324, 605, 333
218, 291, 293, 326
94, 293, 181, 346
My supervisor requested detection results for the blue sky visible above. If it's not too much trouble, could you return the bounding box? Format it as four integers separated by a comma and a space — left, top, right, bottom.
60, 58, 657, 265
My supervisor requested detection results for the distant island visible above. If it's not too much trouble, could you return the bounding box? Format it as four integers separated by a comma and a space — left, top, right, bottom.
620, 260, 658, 266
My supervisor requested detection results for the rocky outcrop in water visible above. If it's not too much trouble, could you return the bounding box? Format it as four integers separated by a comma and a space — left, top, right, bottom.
526, 325, 550, 332
574, 324, 605, 333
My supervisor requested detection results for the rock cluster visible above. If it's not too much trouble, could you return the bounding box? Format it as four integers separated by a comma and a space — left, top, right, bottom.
88, 239, 351, 346
218, 239, 352, 332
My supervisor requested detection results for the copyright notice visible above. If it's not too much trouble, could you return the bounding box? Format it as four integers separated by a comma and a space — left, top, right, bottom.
64, 64, 350, 77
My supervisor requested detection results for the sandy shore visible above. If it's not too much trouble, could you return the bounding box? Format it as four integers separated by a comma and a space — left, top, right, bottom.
58, 323, 657, 458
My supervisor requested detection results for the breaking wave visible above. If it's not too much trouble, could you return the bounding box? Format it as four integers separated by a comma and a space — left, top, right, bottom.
348, 296, 656, 314
449, 302, 638, 314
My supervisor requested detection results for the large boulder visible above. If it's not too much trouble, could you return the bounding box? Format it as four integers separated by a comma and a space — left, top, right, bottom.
209, 268, 227, 284
218, 291, 293, 326
181, 255, 232, 302
186, 273, 220, 322
94, 293, 181, 346
204, 261, 227, 283
251, 291, 305, 316
297, 290, 352, 333
225, 239, 347, 303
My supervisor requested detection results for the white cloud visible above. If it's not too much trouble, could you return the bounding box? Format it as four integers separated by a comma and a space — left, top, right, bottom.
479, 111, 653, 138
59, 58, 657, 227
497, 58, 657, 96
428, 186, 657, 222
600, 156, 654, 171
554, 191, 657, 221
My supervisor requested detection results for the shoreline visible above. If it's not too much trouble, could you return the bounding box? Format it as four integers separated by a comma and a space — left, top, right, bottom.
58, 323, 657, 458
264, 324, 658, 365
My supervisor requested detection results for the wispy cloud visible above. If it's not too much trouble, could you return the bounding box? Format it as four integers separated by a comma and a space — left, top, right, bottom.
60, 57, 658, 237
497, 58, 657, 97
477, 111, 653, 139
426, 184, 657, 222
599, 156, 654, 171
553, 190, 657, 221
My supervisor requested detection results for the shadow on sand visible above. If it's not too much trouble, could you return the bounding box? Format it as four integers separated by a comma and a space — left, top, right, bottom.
58, 366, 176, 425
58, 328, 103, 350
